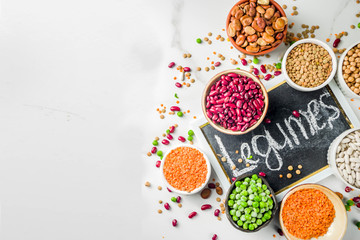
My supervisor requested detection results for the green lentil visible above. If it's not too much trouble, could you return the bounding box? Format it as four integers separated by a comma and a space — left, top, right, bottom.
152, 140, 158, 146
187, 136, 193, 141
157, 151, 163, 157
166, 129, 170, 134
171, 197, 177, 202
177, 112, 183, 117
196, 38, 202, 43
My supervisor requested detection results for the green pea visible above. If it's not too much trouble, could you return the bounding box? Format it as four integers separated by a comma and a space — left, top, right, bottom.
228, 200, 234, 207
253, 223, 258, 229
254, 196, 261, 202
177, 111, 183, 117
157, 151, 163, 156
252, 202, 259, 208
256, 178, 262, 184
188, 130, 194, 136
235, 194, 241, 200
236, 187, 241, 193
264, 213, 271, 220
196, 38, 202, 43
232, 215, 239, 221
252, 174, 258, 180
243, 222, 249, 230
187, 136, 193, 141
257, 213, 263, 219
160, 156, 163, 160
356, 221, 360, 228
347, 200, 354, 206
240, 215, 246, 222
171, 197, 177, 202
230, 209, 236, 215
152, 140, 158, 146
261, 216, 267, 222
166, 129, 170, 134
276, 63, 281, 69
345, 204, 350, 211
235, 181, 241, 187
233, 204, 238, 209
241, 190, 249, 196
358, 23, 360, 29
237, 220, 244, 226
244, 208, 251, 214
241, 201, 248, 207
230, 194, 235, 200
245, 214, 251, 221
240, 184, 247, 190
244, 177, 251, 182
253, 57, 259, 64
248, 224, 255, 231
262, 184, 267, 190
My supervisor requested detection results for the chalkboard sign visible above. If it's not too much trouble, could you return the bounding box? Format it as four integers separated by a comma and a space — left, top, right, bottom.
199, 81, 352, 194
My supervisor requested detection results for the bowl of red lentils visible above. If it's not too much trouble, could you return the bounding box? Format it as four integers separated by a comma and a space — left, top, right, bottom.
160, 145, 211, 195
282, 39, 337, 92
336, 41, 360, 99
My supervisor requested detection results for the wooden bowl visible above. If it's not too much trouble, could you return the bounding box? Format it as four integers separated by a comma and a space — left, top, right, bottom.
279, 184, 347, 240
226, 0, 287, 56
225, 173, 278, 232
201, 69, 269, 135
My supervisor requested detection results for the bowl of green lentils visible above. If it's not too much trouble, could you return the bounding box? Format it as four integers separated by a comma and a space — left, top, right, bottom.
225, 173, 278, 232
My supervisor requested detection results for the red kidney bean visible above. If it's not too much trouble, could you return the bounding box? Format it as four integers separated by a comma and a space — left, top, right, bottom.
168, 62, 175, 68
183, 67, 191, 72
259, 172, 266, 177
214, 209, 220, 217
231, 177, 236, 182
156, 161, 161, 168
201, 204, 212, 210
214, 62, 221, 67
241, 59, 247, 66
292, 110, 300, 118
274, 71, 282, 76
172, 219, 177, 227
333, 38, 340, 48
345, 186, 353, 192
167, 187, 172, 192
264, 118, 271, 124
188, 211, 197, 218
164, 203, 170, 210
277, 228, 284, 236
169, 126, 175, 133
162, 139, 169, 145
151, 147, 157, 154
208, 183, 216, 189
264, 74, 272, 81
176, 196, 181, 203
356, 202, 360, 208
212, 234, 218, 240
170, 106, 180, 111
353, 197, 360, 202
260, 65, 266, 73
249, 119, 257, 127
175, 82, 182, 88
253, 68, 259, 75
241, 123, 249, 132
228, 73, 238, 78
166, 134, 173, 140
178, 136, 186, 142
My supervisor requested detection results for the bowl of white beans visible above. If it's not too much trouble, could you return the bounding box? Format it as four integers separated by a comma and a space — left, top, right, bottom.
328, 128, 360, 191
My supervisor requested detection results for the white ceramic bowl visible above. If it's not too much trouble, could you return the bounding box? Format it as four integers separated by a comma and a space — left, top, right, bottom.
279, 184, 347, 240
160, 144, 211, 195
282, 39, 337, 92
328, 128, 360, 191
336, 41, 360, 100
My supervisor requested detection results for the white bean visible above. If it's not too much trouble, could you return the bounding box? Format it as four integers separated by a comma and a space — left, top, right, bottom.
336, 158, 344, 163
342, 138, 350, 143
346, 164, 351, 174
349, 175, 355, 185
345, 155, 350, 164
347, 148, 354, 155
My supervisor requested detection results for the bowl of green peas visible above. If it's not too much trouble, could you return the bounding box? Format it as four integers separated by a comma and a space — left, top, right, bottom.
225, 173, 278, 232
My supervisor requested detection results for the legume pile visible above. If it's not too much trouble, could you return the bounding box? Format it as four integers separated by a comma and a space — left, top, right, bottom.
281, 188, 335, 239
227, 174, 274, 231
286, 43, 332, 88
342, 43, 360, 95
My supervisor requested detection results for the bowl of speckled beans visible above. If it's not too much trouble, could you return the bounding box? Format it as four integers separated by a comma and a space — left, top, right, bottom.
282, 39, 337, 92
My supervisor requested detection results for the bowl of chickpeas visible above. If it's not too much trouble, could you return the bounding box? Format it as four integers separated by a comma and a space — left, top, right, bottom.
337, 41, 360, 99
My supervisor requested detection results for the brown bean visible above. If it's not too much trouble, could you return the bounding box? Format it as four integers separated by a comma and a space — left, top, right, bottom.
265, 26, 274, 35
235, 35, 246, 46
247, 34, 258, 43
201, 188, 211, 199
246, 45, 260, 52
264, 8, 274, 19
275, 32, 283, 40
235, 9, 244, 19
240, 15, 253, 26
216, 186, 223, 195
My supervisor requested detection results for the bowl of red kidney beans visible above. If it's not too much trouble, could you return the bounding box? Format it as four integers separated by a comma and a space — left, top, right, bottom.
202, 69, 268, 135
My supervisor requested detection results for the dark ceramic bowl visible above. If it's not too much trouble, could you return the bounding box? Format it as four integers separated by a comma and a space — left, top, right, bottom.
225, 173, 278, 232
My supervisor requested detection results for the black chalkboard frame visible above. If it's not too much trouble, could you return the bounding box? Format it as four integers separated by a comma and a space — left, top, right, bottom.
193, 80, 359, 200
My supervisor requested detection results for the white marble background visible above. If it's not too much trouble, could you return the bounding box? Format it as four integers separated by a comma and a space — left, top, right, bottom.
0, 0, 359, 239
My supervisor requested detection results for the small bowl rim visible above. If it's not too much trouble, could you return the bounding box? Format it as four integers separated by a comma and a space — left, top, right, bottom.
279, 183, 348, 240
201, 69, 269, 135
328, 127, 360, 191
226, 0, 288, 56
281, 38, 337, 92
336, 40, 360, 99
160, 144, 212, 195
224, 173, 279, 233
